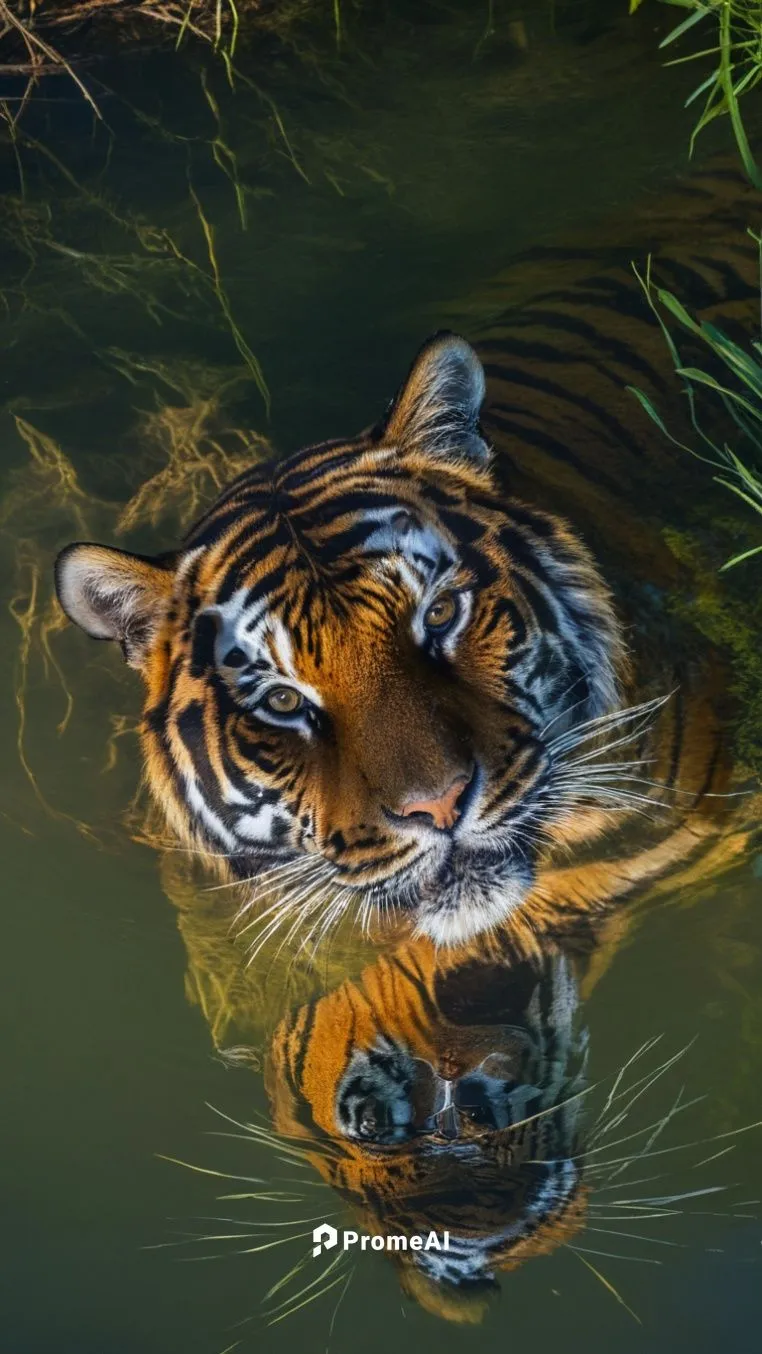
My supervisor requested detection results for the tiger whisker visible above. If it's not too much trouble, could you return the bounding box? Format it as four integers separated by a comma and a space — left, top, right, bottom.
555, 770, 670, 792
233, 873, 319, 943
263, 1246, 347, 1319
550, 727, 662, 781
559, 788, 670, 817
234, 857, 322, 916
545, 774, 665, 802
580, 1097, 703, 1165
548, 692, 673, 757
591, 1037, 664, 1130
538, 674, 599, 737
203, 1130, 332, 1164
671, 1210, 758, 1219
538, 792, 666, 826
232, 859, 324, 935
592, 1172, 673, 1193
598, 1040, 687, 1107
567, 1247, 642, 1323
146, 1231, 274, 1250
203, 1102, 307, 1145
297, 886, 351, 963
590, 1043, 696, 1144
244, 903, 315, 967
280, 892, 346, 985
602, 1086, 699, 1185
272, 881, 339, 962
556, 720, 659, 762
235, 889, 315, 953
556, 771, 664, 795
594, 1185, 734, 1207
154, 841, 237, 862
205, 854, 306, 895
552, 689, 673, 738
154, 1154, 268, 1187
570, 1116, 762, 1173
192, 1227, 322, 1259
182, 1211, 338, 1229
325, 886, 352, 933
584, 1210, 680, 1220
242, 868, 335, 963
551, 784, 672, 814
327, 1267, 353, 1345
584, 1226, 685, 1248
692, 1144, 737, 1169
262, 1245, 313, 1304
569, 1243, 662, 1265
555, 721, 663, 769
558, 756, 658, 773
217, 1192, 305, 1203
205, 1119, 339, 1166
267, 1265, 350, 1328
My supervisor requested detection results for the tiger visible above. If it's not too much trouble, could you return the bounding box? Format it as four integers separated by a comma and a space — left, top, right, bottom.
54, 152, 761, 950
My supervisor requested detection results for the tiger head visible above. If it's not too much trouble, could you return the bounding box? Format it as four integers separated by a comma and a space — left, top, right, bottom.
55, 333, 625, 945
267, 938, 589, 1321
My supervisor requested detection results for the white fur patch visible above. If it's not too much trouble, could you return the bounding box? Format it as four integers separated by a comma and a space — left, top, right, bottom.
413, 874, 530, 947
237, 804, 281, 842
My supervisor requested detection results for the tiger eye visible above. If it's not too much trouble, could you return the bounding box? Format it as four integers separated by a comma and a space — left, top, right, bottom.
424, 592, 459, 632
264, 686, 304, 716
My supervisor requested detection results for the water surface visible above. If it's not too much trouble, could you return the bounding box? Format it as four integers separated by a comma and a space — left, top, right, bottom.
1, 4, 761, 1352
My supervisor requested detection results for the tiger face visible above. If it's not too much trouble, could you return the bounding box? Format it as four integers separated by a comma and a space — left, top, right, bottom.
55, 333, 624, 945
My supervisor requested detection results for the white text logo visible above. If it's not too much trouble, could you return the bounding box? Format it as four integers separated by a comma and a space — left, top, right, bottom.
312, 1224, 449, 1256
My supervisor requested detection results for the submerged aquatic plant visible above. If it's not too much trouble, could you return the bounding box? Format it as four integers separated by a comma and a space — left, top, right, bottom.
0, 0, 359, 127
0, 1, 262, 119
1, 388, 271, 836
631, 1, 762, 188
629, 248, 762, 570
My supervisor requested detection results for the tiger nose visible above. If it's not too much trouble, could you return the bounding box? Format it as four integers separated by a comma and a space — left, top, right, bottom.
399, 774, 471, 832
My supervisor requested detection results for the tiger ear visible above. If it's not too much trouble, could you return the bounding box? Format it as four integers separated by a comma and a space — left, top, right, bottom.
54, 542, 175, 669
380, 332, 489, 463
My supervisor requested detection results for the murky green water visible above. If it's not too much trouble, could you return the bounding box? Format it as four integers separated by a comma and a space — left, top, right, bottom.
2, 4, 762, 1352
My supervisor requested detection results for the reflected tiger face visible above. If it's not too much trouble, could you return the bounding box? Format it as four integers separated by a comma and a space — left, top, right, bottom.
55, 334, 624, 945
268, 941, 589, 1321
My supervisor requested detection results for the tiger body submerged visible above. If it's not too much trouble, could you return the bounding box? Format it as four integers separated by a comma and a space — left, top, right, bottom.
56, 157, 761, 948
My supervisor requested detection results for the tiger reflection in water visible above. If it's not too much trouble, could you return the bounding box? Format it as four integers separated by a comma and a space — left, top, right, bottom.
170, 852, 634, 1322
267, 929, 591, 1321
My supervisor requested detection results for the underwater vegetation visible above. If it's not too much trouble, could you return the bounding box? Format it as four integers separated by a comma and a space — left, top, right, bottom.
0, 0, 297, 113
0, 381, 272, 837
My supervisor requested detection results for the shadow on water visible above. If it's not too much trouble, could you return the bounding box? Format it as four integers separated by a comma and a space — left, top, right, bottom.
2, 4, 762, 1354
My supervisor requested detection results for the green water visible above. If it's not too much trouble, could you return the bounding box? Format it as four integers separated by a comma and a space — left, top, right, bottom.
2, 4, 762, 1351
